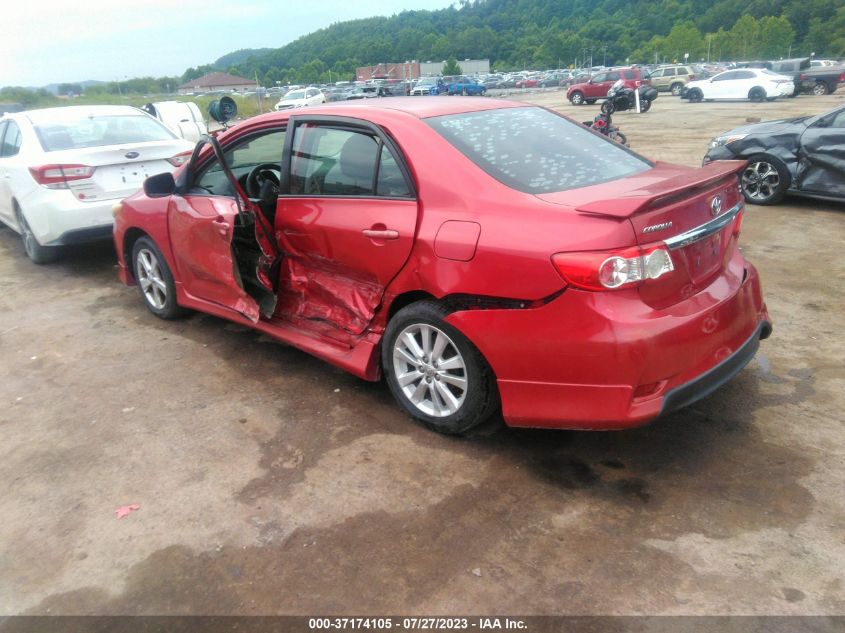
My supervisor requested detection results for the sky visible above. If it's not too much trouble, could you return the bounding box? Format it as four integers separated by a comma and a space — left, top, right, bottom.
2, 0, 456, 88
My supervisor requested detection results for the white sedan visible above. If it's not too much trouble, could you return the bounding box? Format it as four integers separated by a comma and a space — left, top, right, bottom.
0, 105, 193, 263
274, 87, 325, 111
682, 68, 794, 103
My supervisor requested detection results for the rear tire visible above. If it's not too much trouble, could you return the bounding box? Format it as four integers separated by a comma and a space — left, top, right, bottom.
382, 300, 500, 435
639, 98, 652, 112
749, 87, 766, 102
670, 83, 684, 96
812, 81, 830, 96
740, 154, 790, 205
687, 88, 703, 103
131, 237, 187, 319
15, 204, 59, 264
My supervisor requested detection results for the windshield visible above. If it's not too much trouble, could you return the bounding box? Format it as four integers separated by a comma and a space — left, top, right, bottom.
427, 106, 651, 194
284, 91, 306, 100
416, 78, 437, 86
34, 114, 175, 151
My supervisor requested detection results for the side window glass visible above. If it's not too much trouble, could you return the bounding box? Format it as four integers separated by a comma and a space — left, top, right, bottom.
607, 72, 620, 81
290, 125, 378, 196
591, 73, 606, 83
828, 110, 845, 128
1, 121, 22, 157
377, 147, 411, 197
664, 68, 676, 77
651, 69, 664, 78
194, 129, 285, 195
713, 72, 732, 82
623, 70, 636, 80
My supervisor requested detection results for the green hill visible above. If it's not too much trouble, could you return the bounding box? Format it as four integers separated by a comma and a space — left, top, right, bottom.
193, 0, 844, 85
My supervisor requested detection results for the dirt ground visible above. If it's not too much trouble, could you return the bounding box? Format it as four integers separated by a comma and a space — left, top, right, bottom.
0, 91, 844, 617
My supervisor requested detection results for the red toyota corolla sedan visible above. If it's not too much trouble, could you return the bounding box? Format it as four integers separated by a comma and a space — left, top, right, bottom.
113, 98, 770, 435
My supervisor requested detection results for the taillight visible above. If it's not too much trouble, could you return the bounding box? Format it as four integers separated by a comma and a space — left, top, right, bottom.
688, 74, 696, 80
552, 244, 675, 291
799, 73, 807, 81
839, 72, 845, 82
167, 151, 192, 167
29, 164, 95, 190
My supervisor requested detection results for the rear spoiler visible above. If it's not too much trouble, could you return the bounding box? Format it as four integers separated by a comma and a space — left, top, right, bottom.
575, 160, 745, 218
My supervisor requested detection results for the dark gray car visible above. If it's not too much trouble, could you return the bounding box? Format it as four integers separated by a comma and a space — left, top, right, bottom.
703, 104, 845, 205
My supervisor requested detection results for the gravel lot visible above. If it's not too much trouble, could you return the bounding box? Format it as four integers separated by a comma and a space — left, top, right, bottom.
0, 91, 843, 616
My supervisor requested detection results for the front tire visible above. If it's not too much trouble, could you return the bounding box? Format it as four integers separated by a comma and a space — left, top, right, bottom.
131, 236, 186, 319
15, 205, 59, 264
382, 300, 500, 435
570, 91, 585, 105
600, 100, 615, 114
639, 98, 652, 112
741, 154, 790, 205
687, 88, 703, 103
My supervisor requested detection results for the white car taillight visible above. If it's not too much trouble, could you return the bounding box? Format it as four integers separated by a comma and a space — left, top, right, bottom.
29, 164, 95, 190
166, 151, 192, 167
552, 245, 675, 291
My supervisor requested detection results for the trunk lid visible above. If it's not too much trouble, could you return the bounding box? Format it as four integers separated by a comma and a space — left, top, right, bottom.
539, 160, 746, 309
44, 140, 190, 202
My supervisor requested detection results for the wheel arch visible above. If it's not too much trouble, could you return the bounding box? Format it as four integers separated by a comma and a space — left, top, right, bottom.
10, 197, 23, 232
386, 290, 438, 322
122, 227, 152, 283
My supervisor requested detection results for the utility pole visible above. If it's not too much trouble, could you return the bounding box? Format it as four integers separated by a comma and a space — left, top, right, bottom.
707, 35, 712, 62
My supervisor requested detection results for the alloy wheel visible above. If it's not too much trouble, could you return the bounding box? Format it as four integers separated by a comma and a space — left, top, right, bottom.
392, 323, 468, 418
136, 248, 168, 310
742, 161, 780, 202
813, 82, 828, 96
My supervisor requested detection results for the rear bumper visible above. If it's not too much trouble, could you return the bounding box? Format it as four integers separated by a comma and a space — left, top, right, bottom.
19, 188, 115, 245
660, 319, 771, 416
445, 252, 769, 429
45, 224, 114, 246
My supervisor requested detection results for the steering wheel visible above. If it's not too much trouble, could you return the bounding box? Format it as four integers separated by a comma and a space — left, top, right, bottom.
246, 163, 282, 198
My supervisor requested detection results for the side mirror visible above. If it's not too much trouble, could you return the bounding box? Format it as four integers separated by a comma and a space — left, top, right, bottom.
144, 172, 176, 198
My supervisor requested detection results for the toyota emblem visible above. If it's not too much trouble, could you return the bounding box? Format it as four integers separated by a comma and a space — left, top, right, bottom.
710, 196, 723, 217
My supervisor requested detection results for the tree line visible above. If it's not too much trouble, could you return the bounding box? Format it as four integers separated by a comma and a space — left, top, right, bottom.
208, 0, 845, 86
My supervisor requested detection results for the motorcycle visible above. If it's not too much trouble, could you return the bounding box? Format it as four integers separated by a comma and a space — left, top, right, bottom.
583, 111, 628, 146
600, 79, 658, 114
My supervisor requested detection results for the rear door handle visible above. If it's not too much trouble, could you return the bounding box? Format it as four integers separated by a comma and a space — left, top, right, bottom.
362, 228, 399, 240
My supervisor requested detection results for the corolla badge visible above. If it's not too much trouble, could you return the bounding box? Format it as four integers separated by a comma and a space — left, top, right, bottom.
642, 221, 673, 234
125, 151, 140, 159
710, 196, 723, 217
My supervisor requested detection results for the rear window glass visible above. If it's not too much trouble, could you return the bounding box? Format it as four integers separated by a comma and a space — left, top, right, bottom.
34, 114, 175, 151
426, 107, 650, 194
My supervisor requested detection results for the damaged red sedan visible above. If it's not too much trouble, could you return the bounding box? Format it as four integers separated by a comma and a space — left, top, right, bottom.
113, 98, 770, 434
